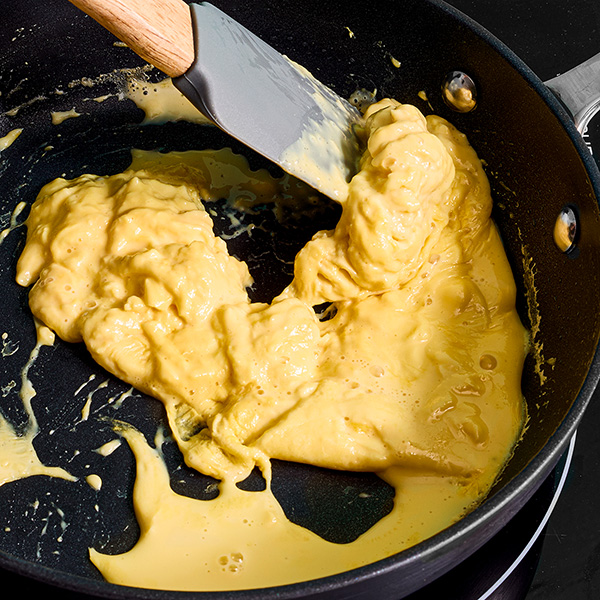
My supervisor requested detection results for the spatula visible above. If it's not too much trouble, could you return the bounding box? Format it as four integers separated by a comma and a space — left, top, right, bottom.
67, 0, 363, 201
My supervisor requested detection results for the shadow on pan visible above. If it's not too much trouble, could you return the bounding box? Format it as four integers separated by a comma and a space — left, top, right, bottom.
0, 0, 599, 598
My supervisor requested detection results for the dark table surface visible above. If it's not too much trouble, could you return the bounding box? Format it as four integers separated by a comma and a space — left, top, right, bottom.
1, 1, 600, 599
445, 2, 600, 599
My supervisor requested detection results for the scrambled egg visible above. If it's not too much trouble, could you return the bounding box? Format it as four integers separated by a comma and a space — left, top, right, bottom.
14, 98, 527, 589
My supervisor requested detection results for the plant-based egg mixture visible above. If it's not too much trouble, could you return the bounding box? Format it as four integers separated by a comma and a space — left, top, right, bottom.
6, 79, 527, 591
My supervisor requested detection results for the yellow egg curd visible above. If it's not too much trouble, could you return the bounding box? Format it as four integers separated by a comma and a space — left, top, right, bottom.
15, 98, 527, 590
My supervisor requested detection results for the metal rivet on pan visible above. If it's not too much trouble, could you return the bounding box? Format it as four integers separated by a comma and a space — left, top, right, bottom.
441, 71, 478, 113
553, 205, 578, 253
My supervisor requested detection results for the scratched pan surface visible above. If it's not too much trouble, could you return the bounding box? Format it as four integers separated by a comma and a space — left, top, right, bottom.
1, 0, 600, 599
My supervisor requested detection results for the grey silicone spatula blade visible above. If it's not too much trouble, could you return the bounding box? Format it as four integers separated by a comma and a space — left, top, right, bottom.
174, 3, 363, 201
67, 0, 363, 200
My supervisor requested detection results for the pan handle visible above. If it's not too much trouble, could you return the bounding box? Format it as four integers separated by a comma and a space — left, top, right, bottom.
545, 52, 600, 135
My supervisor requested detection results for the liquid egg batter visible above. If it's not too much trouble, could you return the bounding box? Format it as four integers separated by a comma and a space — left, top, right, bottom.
13, 97, 527, 590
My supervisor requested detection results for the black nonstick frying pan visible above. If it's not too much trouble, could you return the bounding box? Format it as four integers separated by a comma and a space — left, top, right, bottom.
0, 0, 599, 599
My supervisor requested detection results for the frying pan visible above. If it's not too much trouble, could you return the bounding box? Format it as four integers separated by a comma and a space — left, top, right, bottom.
0, 0, 599, 598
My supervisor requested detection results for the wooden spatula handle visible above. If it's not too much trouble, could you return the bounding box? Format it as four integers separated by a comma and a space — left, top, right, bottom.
68, 0, 195, 78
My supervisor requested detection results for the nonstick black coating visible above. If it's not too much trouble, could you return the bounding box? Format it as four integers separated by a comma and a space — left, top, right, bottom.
1, 0, 600, 598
